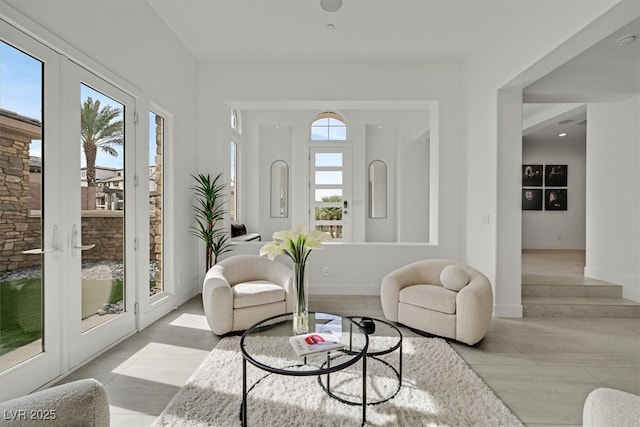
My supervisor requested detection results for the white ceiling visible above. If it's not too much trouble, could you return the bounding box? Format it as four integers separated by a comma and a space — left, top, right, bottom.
523, 17, 639, 145
146, 1, 639, 144
146, 0, 603, 63
522, 104, 587, 145
523, 17, 640, 103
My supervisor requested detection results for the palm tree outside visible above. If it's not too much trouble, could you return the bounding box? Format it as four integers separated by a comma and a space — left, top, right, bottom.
80, 97, 123, 208
316, 195, 342, 238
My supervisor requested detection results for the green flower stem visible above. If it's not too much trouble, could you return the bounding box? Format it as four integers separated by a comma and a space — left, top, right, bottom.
293, 262, 308, 334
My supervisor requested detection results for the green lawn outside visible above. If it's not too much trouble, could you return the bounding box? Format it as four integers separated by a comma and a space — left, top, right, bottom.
0, 279, 42, 357
0, 278, 126, 356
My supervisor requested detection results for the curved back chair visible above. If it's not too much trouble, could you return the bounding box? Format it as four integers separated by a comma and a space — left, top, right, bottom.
381, 259, 493, 345
202, 255, 293, 335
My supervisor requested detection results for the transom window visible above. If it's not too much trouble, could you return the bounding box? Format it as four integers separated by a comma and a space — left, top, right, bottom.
310, 112, 347, 141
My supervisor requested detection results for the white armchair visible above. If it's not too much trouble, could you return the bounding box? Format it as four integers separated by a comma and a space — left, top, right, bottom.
202, 255, 293, 335
381, 259, 493, 345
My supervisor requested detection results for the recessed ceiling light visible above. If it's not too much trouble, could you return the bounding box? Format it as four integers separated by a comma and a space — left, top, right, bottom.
617, 34, 638, 47
327, 23, 335, 30
558, 132, 568, 137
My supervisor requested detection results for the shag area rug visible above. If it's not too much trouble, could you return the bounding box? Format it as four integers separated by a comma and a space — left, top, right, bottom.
154, 336, 524, 426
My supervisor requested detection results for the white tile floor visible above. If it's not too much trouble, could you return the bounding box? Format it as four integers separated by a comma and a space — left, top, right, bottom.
56, 294, 640, 427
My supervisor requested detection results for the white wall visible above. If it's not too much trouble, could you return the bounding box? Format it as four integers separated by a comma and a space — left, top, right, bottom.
199, 61, 465, 294
398, 126, 430, 242
257, 121, 293, 238
585, 96, 640, 301
365, 124, 397, 242
522, 141, 586, 249
465, 1, 625, 317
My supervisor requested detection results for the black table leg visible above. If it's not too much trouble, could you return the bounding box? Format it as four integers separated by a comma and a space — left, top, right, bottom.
362, 353, 367, 424
326, 352, 331, 393
242, 357, 248, 426
399, 338, 403, 383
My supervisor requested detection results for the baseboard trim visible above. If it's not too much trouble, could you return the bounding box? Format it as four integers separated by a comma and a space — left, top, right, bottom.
309, 283, 380, 296
584, 266, 632, 285
584, 266, 638, 301
522, 244, 586, 250
493, 304, 523, 318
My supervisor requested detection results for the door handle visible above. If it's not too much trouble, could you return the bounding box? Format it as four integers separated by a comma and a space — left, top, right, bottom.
75, 244, 96, 250
22, 248, 55, 255
22, 225, 60, 255
72, 224, 95, 254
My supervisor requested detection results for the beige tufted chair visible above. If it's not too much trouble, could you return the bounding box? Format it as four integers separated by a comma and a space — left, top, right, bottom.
202, 255, 293, 335
381, 259, 493, 345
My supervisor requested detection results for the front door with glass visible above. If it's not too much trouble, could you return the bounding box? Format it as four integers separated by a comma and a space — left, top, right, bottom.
309, 147, 351, 241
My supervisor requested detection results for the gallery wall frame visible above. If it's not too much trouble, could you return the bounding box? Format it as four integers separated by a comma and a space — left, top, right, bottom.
522, 164, 568, 211
522, 189, 543, 210
522, 164, 543, 187
545, 189, 567, 211
545, 164, 567, 187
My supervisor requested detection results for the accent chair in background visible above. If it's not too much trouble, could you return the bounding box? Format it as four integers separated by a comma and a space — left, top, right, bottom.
380, 258, 493, 345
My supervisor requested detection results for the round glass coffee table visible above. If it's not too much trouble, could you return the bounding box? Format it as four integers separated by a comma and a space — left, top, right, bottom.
240, 312, 369, 426
319, 316, 403, 406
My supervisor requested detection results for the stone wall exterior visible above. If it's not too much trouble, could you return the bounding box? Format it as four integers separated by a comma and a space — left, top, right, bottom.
1, 110, 162, 279
1, 113, 42, 272
80, 212, 124, 261
150, 115, 163, 291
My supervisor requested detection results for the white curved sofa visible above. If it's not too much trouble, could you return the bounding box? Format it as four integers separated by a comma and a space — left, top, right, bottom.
381, 259, 493, 345
202, 255, 293, 335
0, 379, 109, 427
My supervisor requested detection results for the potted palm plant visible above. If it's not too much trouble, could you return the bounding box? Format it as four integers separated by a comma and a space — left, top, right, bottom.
190, 173, 232, 271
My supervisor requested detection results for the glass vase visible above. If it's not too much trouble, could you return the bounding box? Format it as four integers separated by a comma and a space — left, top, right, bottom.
292, 262, 309, 335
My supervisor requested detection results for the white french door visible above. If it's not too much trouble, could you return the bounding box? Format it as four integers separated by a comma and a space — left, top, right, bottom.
0, 22, 63, 400
63, 62, 136, 368
309, 146, 351, 241
0, 21, 136, 399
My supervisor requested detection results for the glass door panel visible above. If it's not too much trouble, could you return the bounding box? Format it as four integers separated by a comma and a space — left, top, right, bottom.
79, 84, 125, 332
0, 41, 45, 371
67, 63, 136, 368
309, 147, 351, 241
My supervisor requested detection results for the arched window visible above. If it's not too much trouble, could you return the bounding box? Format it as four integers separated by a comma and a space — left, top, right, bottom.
310, 112, 347, 141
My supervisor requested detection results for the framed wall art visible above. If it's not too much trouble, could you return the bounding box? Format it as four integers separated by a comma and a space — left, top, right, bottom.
522, 164, 543, 187
545, 189, 567, 211
545, 164, 567, 187
522, 189, 543, 210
